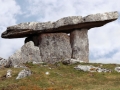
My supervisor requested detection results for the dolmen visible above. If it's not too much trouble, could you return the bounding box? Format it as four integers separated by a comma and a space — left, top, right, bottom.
1, 11, 119, 66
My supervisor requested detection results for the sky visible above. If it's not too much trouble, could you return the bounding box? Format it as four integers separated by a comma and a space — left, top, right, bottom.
0, 0, 120, 64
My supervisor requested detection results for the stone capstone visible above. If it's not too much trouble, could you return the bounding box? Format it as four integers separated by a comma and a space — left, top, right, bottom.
8, 41, 42, 66
1, 11, 118, 38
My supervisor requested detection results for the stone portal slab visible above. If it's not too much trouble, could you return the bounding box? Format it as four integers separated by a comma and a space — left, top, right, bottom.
38, 33, 72, 64
70, 29, 89, 62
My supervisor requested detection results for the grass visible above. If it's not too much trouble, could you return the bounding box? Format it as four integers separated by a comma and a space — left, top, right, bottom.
0, 62, 120, 90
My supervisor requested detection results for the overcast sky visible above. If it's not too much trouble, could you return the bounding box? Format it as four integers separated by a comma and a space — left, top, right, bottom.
0, 0, 120, 64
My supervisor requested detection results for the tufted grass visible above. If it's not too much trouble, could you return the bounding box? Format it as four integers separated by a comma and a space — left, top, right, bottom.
0, 62, 120, 90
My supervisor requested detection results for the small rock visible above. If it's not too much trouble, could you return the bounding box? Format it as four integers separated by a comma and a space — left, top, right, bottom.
100, 64, 103, 67
70, 59, 85, 64
0, 57, 11, 68
74, 65, 93, 72
74, 65, 111, 73
32, 61, 44, 64
62, 59, 85, 65
14, 65, 27, 68
45, 72, 50, 75
62, 59, 70, 65
115, 67, 120, 72
97, 68, 103, 73
16, 69, 32, 79
97, 68, 111, 73
6, 69, 12, 78
14, 65, 20, 68
48, 67, 52, 69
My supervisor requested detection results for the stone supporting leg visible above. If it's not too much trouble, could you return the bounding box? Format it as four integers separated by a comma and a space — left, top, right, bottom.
70, 29, 89, 62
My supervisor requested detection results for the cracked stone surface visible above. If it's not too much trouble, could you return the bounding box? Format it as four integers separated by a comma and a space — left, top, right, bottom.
1, 11, 118, 38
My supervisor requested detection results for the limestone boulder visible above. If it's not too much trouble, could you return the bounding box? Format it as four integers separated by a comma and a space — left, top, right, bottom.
38, 33, 72, 64
9, 41, 42, 66
1, 11, 118, 38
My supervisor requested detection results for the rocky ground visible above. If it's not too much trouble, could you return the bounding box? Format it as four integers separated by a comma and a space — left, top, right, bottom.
0, 62, 120, 90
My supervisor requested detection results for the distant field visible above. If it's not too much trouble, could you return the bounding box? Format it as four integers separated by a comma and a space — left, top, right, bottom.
0, 62, 120, 90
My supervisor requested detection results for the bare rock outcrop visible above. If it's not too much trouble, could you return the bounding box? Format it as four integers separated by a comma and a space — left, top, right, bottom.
9, 41, 42, 66
1, 11, 118, 38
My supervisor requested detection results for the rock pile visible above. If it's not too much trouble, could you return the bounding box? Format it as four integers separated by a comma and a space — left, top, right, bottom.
1, 11, 119, 65
74, 65, 111, 73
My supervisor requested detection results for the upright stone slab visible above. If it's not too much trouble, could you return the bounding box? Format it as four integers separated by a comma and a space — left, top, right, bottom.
70, 29, 89, 62
38, 33, 72, 64
9, 41, 42, 66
